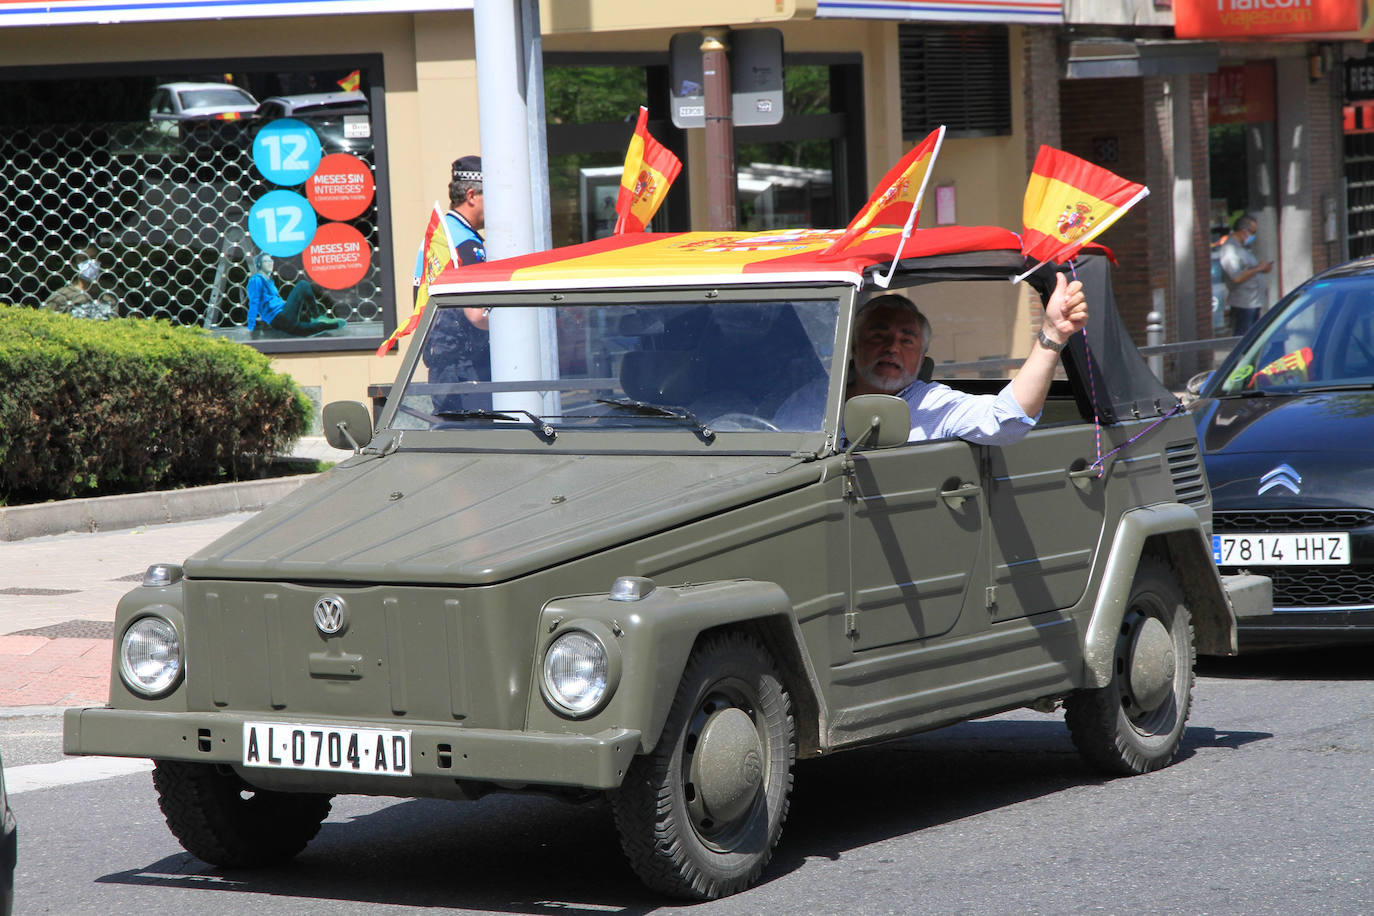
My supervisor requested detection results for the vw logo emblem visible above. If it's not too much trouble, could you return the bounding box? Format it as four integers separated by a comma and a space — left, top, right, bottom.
313, 596, 348, 636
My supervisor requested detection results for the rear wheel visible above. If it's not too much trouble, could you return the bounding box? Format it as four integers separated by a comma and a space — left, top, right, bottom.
152, 760, 332, 867
1066, 556, 1195, 775
610, 631, 795, 900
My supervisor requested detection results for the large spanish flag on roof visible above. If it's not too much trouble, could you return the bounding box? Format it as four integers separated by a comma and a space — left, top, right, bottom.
614, 106, 682, 235
822, 126, 944, 257
1017, 145, 1147, 280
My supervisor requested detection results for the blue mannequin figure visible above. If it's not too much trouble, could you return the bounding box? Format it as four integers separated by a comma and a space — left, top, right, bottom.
246, 253, 346, 336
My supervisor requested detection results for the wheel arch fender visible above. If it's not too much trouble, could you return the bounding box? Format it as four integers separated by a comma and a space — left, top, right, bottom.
533, 579, 822, 755
1084, 504, 1236, 687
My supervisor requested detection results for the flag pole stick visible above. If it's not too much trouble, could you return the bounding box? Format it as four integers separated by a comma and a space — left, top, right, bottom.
874, 126, 945, 289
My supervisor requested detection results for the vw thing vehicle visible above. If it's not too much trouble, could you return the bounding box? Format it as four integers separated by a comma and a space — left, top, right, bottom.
65, 227, 1268, 900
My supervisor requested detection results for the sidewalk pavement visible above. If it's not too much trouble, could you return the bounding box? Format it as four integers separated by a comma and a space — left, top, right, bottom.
0, 436, 339, 709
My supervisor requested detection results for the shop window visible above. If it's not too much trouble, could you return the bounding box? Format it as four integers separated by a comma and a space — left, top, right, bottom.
0, 56, 391, 353
735, 60, 863, 231
899, 24, 1011, 139
546, 53, 863, 241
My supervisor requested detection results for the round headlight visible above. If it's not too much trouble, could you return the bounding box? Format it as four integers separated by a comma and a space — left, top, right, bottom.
119, 616, 182, 697
542, 630, 610, 717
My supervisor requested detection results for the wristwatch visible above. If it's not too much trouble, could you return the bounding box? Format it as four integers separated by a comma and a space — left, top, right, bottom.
1036, 328, 1066, 353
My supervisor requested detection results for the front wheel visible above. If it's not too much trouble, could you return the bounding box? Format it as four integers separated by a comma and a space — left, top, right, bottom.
1065, 556, 1196, 776
152, 760, 333, 867
610, 631, 795, 900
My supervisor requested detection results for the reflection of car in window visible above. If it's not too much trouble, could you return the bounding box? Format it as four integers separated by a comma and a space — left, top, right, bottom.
150, 82, 259, 124
254, 91, 372, 155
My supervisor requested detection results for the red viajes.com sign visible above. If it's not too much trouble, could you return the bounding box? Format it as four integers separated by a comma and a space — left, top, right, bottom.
1175, 0, 1360, 38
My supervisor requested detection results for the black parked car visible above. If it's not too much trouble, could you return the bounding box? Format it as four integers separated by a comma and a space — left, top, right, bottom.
1, 749, 14, 916
1191, 256, 1374, 649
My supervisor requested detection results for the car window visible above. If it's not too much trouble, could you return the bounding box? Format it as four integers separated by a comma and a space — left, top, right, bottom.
179, 87, 255, 110
1215, 277, 1374, 393
389, 298, 840, 435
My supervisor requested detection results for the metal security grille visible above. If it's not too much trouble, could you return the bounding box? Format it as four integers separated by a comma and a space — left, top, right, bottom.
0, 119, 383, 335
899, 24, 1011, 140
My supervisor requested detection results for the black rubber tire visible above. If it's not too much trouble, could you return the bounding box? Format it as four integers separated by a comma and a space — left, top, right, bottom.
1065, 556, 1196, 776
152, 760, 333, 867
610, 631, 795, 900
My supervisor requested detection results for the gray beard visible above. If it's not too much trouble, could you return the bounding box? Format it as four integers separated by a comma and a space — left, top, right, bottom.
855, 363, 915, 394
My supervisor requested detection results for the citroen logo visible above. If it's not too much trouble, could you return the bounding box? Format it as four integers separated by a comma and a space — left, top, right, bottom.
313, 596, 348, 636
1258, 463, 1301, 496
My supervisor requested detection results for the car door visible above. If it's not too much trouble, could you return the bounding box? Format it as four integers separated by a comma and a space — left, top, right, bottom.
984, 422, 1107, 622
845, 439, 985, 652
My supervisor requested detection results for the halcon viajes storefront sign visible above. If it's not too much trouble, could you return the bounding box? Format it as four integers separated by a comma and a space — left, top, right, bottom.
1175, 0, 1361, 38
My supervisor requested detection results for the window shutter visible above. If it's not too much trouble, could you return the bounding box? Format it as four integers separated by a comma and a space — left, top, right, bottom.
899, 25, 1011, 139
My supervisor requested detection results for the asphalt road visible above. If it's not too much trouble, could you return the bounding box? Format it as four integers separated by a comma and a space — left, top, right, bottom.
7, 648, 1373, 915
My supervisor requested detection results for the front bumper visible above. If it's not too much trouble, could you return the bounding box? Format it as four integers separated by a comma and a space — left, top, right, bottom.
63, 707, 640, 796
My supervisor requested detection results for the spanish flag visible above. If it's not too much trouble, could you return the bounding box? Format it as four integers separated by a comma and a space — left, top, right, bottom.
1015, 146, 1148, 282
338, 69, 362, 92
613, 106, 682, 235
823, 126, 945, 258
377, 202, 455, 357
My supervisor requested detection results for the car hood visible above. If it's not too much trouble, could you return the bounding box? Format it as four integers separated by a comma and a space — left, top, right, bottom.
1192, 391, 1374, 510
184, 450, 817, 584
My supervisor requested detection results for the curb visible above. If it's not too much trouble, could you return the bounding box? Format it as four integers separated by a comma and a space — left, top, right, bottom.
0, 474, 316, 542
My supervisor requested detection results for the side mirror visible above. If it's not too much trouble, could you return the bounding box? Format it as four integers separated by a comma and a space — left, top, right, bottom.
842, 394, 912, 452
322, 400, 375, 453
1185, 370, 1214, 397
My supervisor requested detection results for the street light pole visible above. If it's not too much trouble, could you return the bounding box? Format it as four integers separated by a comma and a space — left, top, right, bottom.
701, 27, 736, 230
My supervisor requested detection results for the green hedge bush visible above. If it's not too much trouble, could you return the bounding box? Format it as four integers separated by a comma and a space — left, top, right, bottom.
0, 305, 310, 503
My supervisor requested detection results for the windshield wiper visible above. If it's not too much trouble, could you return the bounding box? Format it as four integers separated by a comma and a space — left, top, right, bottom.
594, 397, 715, 442
434, 408, 556, 441
1300, 383, 1374, 393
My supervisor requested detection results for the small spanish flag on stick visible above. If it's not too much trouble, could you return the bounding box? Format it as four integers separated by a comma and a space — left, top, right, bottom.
823, 124, 944, 259
1013, 145, 1148, 283
338, 69, 362, 92
613, 106, 682, 235
377, 202, 455, 357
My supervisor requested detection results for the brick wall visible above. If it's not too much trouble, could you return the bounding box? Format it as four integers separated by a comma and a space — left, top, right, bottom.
1308, 65, 1343, 274
1060, 78, 1152, 344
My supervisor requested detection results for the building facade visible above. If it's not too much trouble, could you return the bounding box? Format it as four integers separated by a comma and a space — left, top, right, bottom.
0, 0, 1359, 415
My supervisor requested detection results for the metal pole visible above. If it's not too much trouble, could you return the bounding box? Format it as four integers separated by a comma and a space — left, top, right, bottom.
1147, 289, 1165, 382
474, 0, 543, 416
701, 28, 736, 230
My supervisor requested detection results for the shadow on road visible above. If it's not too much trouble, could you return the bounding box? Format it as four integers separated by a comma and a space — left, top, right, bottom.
92, 717, 1268, 912
1199, 644, 1374, 681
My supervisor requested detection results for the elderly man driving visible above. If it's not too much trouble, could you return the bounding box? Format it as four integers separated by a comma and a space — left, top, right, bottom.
848, 271, 1088, 445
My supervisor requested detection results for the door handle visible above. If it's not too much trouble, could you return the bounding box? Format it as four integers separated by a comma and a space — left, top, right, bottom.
1067, 463, 1102, 491
939, 482, 980, 510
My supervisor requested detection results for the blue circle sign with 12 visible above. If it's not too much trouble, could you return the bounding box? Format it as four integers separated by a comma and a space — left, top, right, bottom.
250, 119, 324, 257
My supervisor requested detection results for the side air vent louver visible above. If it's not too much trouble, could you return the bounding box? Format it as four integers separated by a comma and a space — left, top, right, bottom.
1166, 440, 1209, 506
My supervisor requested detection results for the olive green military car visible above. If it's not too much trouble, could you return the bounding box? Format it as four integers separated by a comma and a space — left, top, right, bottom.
65, 226, 1267, 900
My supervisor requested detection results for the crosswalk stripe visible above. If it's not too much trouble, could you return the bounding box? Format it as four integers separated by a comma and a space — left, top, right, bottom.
6, 756, 153, 795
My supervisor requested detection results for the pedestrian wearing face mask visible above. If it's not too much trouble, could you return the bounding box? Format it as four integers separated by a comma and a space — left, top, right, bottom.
1218, 213, 1273, 337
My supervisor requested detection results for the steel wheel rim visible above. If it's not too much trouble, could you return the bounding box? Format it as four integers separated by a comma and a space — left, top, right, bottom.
1115, 598, 1182, 736
680, 677, 771, 852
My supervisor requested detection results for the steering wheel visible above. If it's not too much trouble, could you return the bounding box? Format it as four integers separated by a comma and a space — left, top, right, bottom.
710, 412, 780, 432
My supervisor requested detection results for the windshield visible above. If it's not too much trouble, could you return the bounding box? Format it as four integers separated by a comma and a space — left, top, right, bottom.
180, 88, 255, 110
389, 298, 840, 434
1212, 275, 1374, 396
